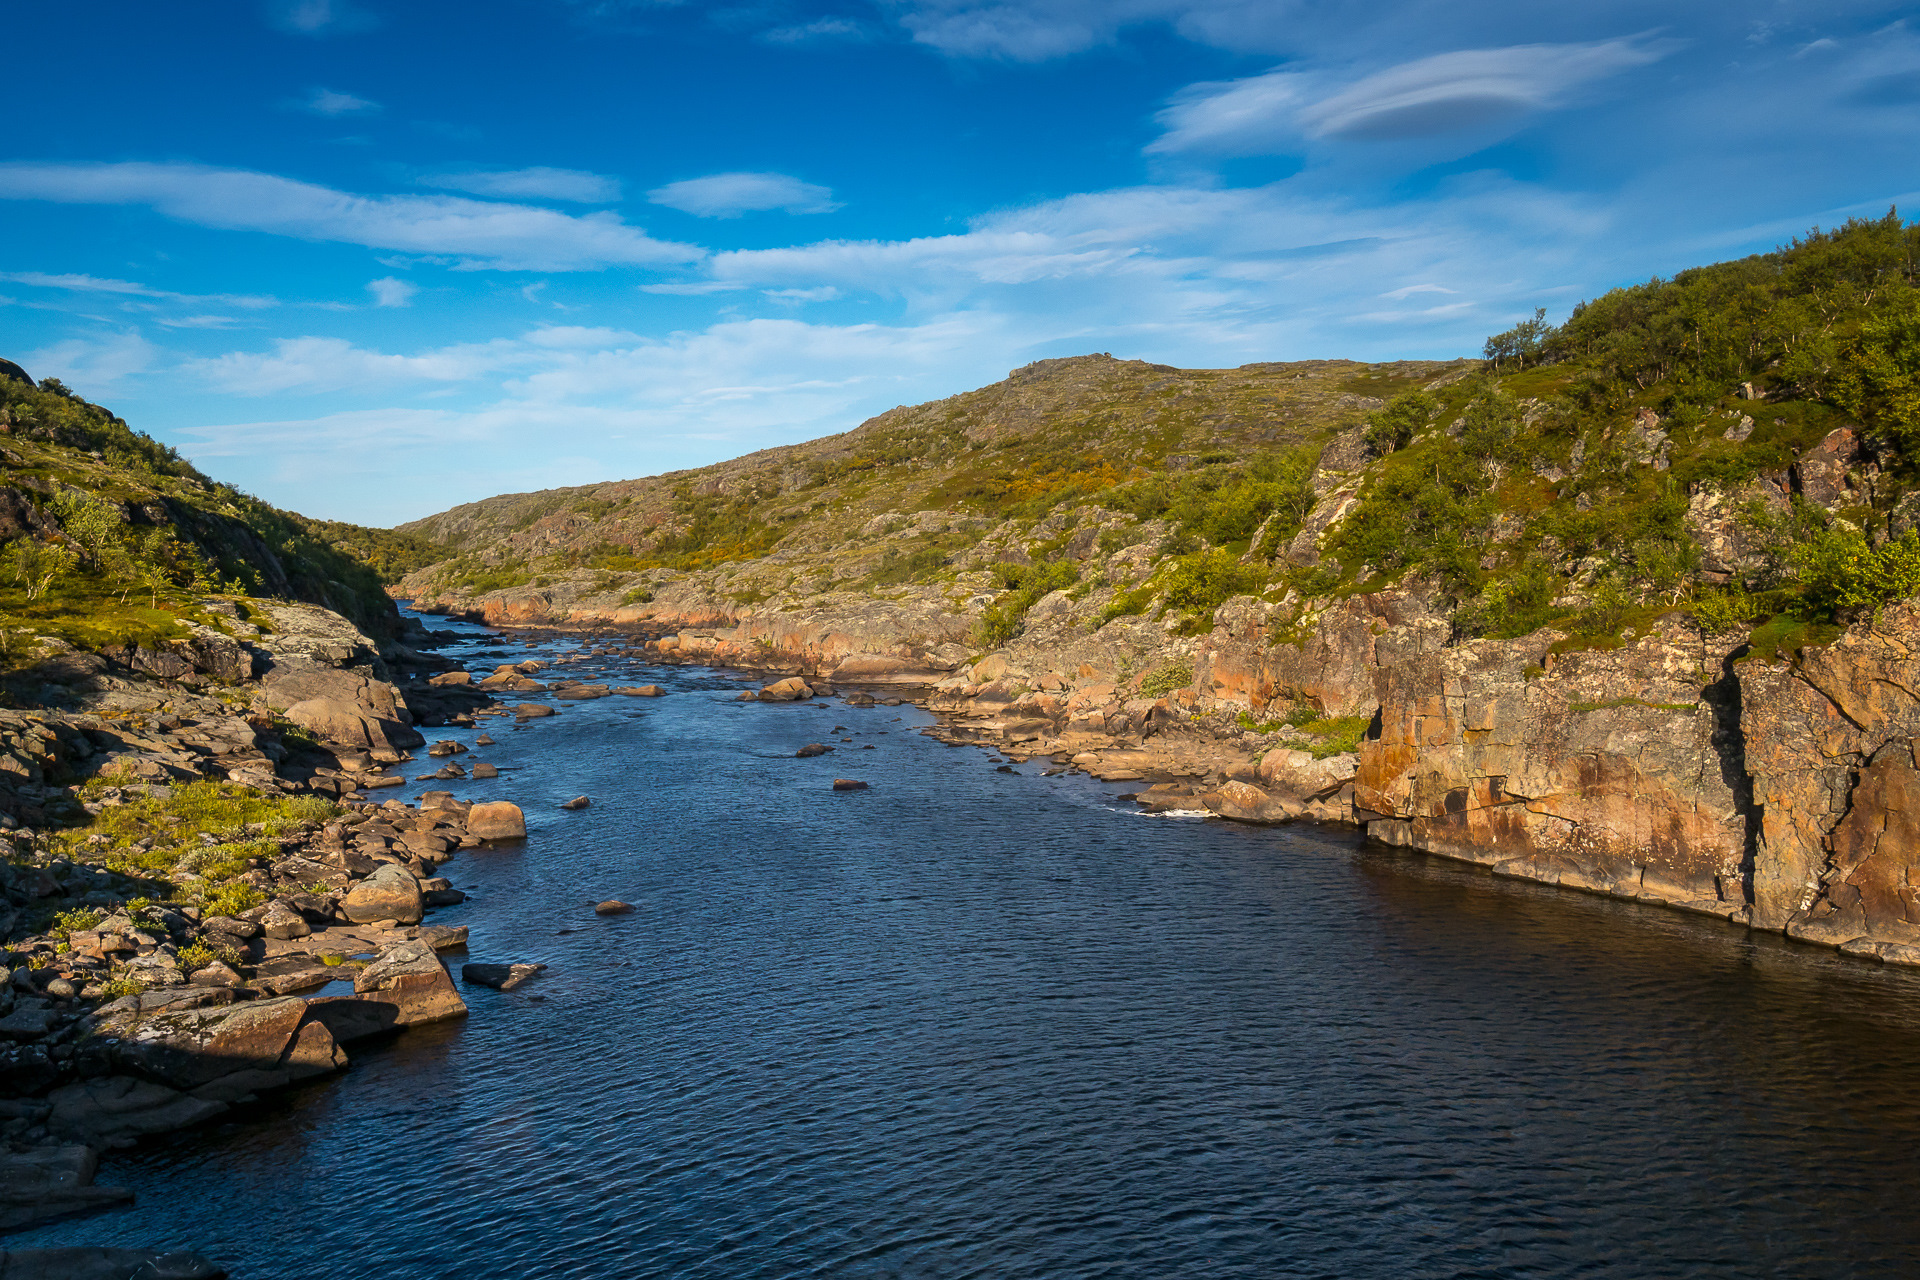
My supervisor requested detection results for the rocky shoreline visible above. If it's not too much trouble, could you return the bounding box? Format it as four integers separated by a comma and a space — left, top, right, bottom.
8, 573, 1919, 1273
447, 570, 1920, 974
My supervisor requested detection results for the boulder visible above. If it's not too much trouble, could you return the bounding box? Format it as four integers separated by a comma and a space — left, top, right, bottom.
340, 864, 424, 925
759, 677, 812, 702
427, 671, 472, 686
471, 762, 499, 779
461, 962, 546, 990
260, 900, 311, 940
513, 704, 556, 719
352, 942, 467, 1026
467, 801, 527, 839
795, 744, 832, 758
594, 900, 633, 915
559, 795, 590, 810
832, 778, 869, 791
618, 685, 666, 697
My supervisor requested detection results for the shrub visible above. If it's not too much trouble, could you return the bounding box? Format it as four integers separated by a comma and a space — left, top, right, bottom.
978, 560, 1079, 647
1159, 550, 1265, 621
1139, 662, 1193, 698
1452, 560, 1561, 639
1363, 391, 1437, 455
203, 882, 266, 918
1790, 525, 1920, 621
51, 907, 103, 940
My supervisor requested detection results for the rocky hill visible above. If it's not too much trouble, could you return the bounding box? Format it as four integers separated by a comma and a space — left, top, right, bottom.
395, 212, 1920, 965
0, 363, 441, 646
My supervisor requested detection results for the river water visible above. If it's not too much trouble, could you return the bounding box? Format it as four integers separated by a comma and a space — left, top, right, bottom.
15, 614, 1920, 1277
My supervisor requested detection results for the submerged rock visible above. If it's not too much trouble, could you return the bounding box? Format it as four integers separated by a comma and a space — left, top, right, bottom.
832, 778, 869, 791
461, 962, 546, 990
594, 900, 633, 915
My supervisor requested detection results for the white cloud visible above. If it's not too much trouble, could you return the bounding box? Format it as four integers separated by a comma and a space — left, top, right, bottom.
25, 332, 159, 391
300, 87, 382, 116
0, 162, 705, 272
648, 172, 842, 218
420, 167, 623, 203
1151, 36, 1677, 155
367, 276, 418, 307
1382, 283, 1457, 298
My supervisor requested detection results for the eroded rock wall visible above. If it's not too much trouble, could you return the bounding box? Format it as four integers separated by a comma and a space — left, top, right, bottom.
1354, 620, 1750, 917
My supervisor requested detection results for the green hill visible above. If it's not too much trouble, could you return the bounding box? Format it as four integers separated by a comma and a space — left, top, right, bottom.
0, 365, 443, 654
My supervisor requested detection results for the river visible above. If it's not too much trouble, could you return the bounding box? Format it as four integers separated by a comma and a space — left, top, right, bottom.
15, 613, 1920, 1277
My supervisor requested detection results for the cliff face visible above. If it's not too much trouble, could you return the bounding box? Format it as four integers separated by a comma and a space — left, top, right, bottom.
1355, 621, 1748, 916
1741, 602, 1920, 950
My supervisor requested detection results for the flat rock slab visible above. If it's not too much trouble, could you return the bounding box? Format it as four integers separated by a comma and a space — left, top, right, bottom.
832, 779, 869, 791
617, 686, 665, 696
461, 962, 546, 990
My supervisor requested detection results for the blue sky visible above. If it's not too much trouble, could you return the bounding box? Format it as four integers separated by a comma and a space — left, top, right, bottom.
3, 0, 1918, 525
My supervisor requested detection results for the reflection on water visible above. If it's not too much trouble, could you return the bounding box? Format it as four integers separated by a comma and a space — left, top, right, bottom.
16, 615, 1920, 1278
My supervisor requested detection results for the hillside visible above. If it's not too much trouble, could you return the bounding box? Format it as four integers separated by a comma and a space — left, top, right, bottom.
392, 212, 1920, 965
0, 365, 442, 653
398, 212, 1920, 658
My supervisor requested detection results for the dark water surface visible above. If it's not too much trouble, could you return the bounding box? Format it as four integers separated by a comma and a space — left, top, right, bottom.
17, 615, 1920, 1277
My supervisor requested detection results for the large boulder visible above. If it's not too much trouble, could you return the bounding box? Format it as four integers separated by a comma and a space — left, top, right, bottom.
758, 676, 812, 702
263, 662, 425, 754
340, 864, 424, 925
108, 997, 345, 1094
352, 941, 467, 1026
467, 801, 526, 840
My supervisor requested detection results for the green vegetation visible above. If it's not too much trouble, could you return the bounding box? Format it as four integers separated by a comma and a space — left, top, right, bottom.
979, 560, 1079, 647
56, 780, 336, 908
1138, 661, 1193, 698
0, 375, 412, 637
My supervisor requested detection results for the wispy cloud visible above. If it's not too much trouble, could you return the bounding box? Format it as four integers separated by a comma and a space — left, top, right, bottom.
0, 162, 705, 271
1150, 36, 1678, 155
185, 335, 510, 395
0, 270, 277, 308
762, 17, 871, 44
26, 332, 159, 389
367, 276, 417, 307
648, 172, 842, 218
298, 87, 382, 116
420, 167, 622, 203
